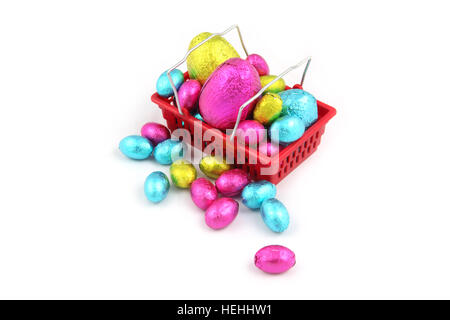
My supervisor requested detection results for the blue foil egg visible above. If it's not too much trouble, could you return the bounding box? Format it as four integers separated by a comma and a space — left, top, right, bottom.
260, 198, 289, 233
279, 89, 318, 127
269, 115, 305, 144
242, 180, 276, 210
153, 139, 185, 165
144, 171, 170, 203
194, 113, 204, 121
156, 69, 185, 98
119, 135, 153, 160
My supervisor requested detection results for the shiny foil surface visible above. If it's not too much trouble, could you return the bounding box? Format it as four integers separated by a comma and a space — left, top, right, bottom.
170, 159, 197, 188
215, 169, 250, 197
153, 139, 184, 165
258, 141, 280, 157
246, 53, 270, 76
190, 178, 218, 210
235, 120, 266, 145
279, 89, 318, 127
253, 93, 283, 125
144, 171, 170, 203
156, 69, 184, 98
260, 75, 286, 94
254, 245, 296, 274
242, 180, 277, 210
140, 122, 171, 146
199, 156, 231, 179
205, 198, 239, 230
119, 135, 153, 160
178, 79, 202, 113
260, 198, 290, 233
269, 115, 305, 144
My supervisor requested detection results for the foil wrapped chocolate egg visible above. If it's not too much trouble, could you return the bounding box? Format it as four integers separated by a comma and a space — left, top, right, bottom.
119, 135, 153, 160
255, 245, 296, 274
156, 69, 184, 98
170, 159, 197, 188
178, 79, 201, 113
253, 93, 283, 126
153, 139, 185, 165
258, 141, 280, 157
260, 198, 289, 233
144, 171, 170, 203
246, 53, 269, 76
193, 113, 204, 122
215, 169, 250, 197
140, 122, 171, 146
269, 116, 305, 144
242, 180, 277, 210
279, 89, 318, 127
235, 120, 266, 145
260, 75, 286, 94
205, 198, 239, 230
199, 58, 261, 130
190, 178, 218, 210
199, 156, 232, 179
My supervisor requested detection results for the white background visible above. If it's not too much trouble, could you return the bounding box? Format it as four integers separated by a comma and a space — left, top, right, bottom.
1, 0, 449, 299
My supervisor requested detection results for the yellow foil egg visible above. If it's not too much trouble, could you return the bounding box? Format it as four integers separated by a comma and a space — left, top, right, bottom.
187, 32, 240, 84
253, 93, 283, 126
199, 156, 232, 179
170, 159, 197, 188
260, 75, 286, 94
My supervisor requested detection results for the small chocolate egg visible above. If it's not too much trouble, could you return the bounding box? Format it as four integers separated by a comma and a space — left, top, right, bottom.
205, 198, 239, 230
242, 180, 276, 210
140, 122, 171, 146
170, 159, 197, 188
178, 79, 201, 113
156, 69, 184, 98
190, 178, 218, 210
144, 171, 170, 203
153, 139, 185, 165
199, 156, 232, 179
260, 198, 289, 233
269, 116, 305, 144
253, 93, 283, 126
254, 245, 296, 274
246, 54, 270, 76
193, 113, 204, 122
279, 89, 318, 127
235, 120, 266, 145
119, 135, 153, 160
258, 141, 280, 157
215, 169, 250, 197
260, 75, 286, 94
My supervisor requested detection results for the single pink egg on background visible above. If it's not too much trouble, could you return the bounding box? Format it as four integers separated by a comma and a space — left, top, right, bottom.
178, 79, 201, 113
190, 178, 218, 210
246, 54, 270, 76
235, 120, 266, 145
215, 169, 250, 197
258, 141, 280, 157
141, 122, 171, 146
205, 198, 239, 230
254, 245, 296, 274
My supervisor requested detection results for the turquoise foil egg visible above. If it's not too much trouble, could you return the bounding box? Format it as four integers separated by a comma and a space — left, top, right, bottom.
119, 135, 153, 160
242, 180, 276, 210
279, 89, 318, 127
153, 139, 185, 165
260, 198, 289, 233
194, 113, 204, 121
269, 115, 305, 144
156, 69, 184, 98
144, 171, 170, 203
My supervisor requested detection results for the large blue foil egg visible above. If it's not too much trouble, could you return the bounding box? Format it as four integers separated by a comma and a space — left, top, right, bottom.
119, 135, 153, 160
144, 171, 170, 203
156, 69, 185, 98
153, 139, 185, 165
279, 89, 318, 127
242, 180, 276, 210
260, 198, 289, 233
269, 115, 305, 144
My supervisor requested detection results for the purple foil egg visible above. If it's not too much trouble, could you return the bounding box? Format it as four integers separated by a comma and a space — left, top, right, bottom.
246, 54, 270, 76
215, 169, 250, 197
178, 79, 201, 113
258, 141, 280, 157
141, 122, 171, 146
254, 245, 296, 274
199, 58, 261, 130
205, 198, 239, 230
235, 120, 266, 145
190, 178, 218, 210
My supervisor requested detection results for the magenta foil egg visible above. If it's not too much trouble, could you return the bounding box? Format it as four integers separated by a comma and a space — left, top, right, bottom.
235, 120, 266, 145
258, 141, 280, 157
178, 79, 201, 113
215, 169, 250, 197
199, 58, 261, 130
141, 122, 171, 146
205, 198, 239, 230
254, 245, 296, 274
190, 178, 218, 210
246, 54, 270, 76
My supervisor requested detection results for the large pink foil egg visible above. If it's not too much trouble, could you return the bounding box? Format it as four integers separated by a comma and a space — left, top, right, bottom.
190, 178, 218, 210
246, 54, 270, 76
258, 141, 280, 157
235, 120, 266, 145
178, 79, 202, 113
215, 169, 250, 197
140, 122, 171, 146
205, 198, 239, 230
254, 245, 296, 274
199, 58, 261, 130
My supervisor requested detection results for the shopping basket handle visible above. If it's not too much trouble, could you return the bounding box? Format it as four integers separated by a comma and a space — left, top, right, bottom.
166, 25, 249, 115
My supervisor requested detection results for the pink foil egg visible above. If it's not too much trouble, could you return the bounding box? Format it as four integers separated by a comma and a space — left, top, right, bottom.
178, 79, 201, 113
246, 54, 270, 76
205, 198, 239, 230
258, 141, 280, 157
190, 178, 218, 210
199, 58, 261, 130
235, 120, 266, 145
141, 122, 171, 146
254, 245, 296, 274
215, 169, 250, 197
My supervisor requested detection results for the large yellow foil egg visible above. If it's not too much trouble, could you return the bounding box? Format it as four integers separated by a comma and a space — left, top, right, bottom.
187, 32, 240, 84
199, 156, 232, 179
253, 93, 283, 126
170, 159, 197, 188
260, 75, 286, 94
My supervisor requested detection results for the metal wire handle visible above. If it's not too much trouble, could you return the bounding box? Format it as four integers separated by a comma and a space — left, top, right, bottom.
166, 25, 249, 115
